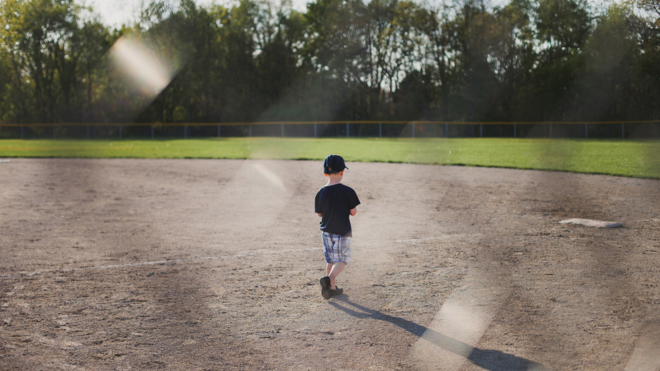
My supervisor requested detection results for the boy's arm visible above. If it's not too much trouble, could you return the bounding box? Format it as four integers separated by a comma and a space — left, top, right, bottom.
348, 189, 360, 217
315, 191, 322, 217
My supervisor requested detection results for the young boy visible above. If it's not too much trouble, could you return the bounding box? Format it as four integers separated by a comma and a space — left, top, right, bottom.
315, 154, 360, 299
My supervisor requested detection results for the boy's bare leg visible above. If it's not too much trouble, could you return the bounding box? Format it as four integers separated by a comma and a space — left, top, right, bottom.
328, 262, 345, 290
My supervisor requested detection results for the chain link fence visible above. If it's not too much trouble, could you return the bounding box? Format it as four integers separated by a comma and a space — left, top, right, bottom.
1, 121, 659, 139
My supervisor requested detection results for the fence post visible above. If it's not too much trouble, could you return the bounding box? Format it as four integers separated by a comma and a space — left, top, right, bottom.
281, 123, 284, 137
314, 123, 317, 138
412, 123, 415, 138
514, 124, 517, 138
217, 125, 221, 137
346, 123, 349, 137
445, 124, 448, 138
379, 123, 382, 138
249, 124, 252, 137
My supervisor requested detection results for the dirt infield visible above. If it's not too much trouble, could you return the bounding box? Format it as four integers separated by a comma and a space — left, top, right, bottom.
1, 158, 659, 370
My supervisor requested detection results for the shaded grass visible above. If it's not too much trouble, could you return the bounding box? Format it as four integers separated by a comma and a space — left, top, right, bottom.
1, 138, 659, 179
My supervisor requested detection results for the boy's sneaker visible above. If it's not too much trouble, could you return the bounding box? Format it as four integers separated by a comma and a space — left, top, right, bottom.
320, 276, 331, 300
329, 287, 343, 297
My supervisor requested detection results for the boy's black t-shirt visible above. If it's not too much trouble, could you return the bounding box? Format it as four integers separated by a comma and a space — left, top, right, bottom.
315, 183, 360, 237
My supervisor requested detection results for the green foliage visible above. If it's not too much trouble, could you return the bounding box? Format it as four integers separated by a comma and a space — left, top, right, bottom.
578, 5, 638, 120
0, 138, 658, 178
0, 48, 13, 123
536, 0, 592, 52
0, 0, 659, 126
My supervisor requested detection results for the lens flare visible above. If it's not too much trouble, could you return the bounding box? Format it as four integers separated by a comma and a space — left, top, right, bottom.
412, 276, 503, 371
625, 329, 660, 371
252, 163, 286, 192
108, 36, 178, 99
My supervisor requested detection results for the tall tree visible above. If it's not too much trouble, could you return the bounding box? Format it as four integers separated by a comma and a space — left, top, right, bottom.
1, 0, 660, 131
533, 0, 592, 120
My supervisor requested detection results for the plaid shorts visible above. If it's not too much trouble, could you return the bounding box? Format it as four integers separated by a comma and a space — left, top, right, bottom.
322, 232, 351, 265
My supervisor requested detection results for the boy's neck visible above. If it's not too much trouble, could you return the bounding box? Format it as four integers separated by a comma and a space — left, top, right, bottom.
326, 174, 342, 185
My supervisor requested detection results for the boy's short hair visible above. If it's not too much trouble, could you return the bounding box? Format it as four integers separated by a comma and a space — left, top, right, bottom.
323, 154, 349, 174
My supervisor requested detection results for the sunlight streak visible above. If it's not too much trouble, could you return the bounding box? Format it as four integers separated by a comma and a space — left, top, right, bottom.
252, 162, 287, 192
412, 277, 504, 370
108, 36, 177, 98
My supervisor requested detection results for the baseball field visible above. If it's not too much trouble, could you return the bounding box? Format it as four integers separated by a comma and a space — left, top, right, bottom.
1, 138, 660, 178
1, 139, 660, 370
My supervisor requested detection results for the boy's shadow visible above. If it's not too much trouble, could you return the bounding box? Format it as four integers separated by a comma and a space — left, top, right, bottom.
328, 296, 546, 371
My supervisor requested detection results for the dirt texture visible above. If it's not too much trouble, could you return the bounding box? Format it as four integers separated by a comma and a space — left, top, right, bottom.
1, 158, 660, 371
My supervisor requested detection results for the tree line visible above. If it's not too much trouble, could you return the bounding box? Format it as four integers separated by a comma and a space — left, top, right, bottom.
1, 0, 659, 134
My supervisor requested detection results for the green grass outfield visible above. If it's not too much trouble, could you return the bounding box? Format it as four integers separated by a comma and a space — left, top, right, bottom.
1, 138, 659, 179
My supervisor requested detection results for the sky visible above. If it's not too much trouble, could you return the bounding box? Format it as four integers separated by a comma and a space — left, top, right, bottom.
84, 0, 610, 29
82, 0, 310, 28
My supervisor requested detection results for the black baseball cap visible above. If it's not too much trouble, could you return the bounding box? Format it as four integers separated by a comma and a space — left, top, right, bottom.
323, 154, 349, 174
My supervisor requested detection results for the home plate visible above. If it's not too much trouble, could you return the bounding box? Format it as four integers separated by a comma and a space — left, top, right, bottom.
559, 218, 623, 228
